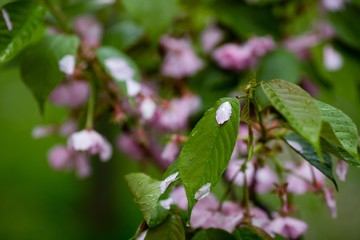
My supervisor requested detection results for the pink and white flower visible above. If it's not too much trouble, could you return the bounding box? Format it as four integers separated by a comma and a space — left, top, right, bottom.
323, 44, 343, 71
336, 160, 348, 182
201, 24, 224, 53
74, 15, 103, 47
68, 129, 112, 161
265, 215, 308, 239
59, 55, 76, 75
49, 80, 90, 108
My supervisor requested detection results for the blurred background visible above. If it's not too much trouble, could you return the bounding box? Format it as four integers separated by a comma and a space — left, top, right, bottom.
2, 0, 360, 239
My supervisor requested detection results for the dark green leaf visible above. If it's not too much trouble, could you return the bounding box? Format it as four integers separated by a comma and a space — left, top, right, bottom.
145, 214, 185, 240
0, 1, 45, 64
192, 228, 236, 240
283, 133, 338, 190
179, 98, 240, 217
125, 173, 161, 225
213, 1, 280, 38
274, 233, 288, 240
233, 227, 265, 240
102, 21, 144, 51
122, 0, 178, 40
321, 138, 360, 167
261, 79, 322, 152
20, 34, 79, 112
317, 100, 359, 158
148, 203, 169, 228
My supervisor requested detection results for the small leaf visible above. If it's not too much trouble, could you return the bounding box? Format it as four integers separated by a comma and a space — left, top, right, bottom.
20, 34, 80, 112
316, 100, 359, 158
0, 1, 46, 64
122, 0, 178, 40
233, 227, 265, 240
125, 173, 162, 225
179, 98, 240, 217
148, 203, 169, 228
145, 214, 185, 240
261, 79, 322, 152
321, 138, 360, 167
95, 46, 141, 98
283, 133, 338, 190
192, 228, 236, 240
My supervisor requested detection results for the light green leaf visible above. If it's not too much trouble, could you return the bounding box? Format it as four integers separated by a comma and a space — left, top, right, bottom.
316, 100, 359, 158
122, 0, 178, 40
145, 214, 185, 240
125, 173, 162, 225
148, 203, 169, 228
283, 133, 338, 190
179, 98, 240, 217
0, 1, 46, 64
95, 46, 140, 99
20, 34, 80, 112
261, 79, 322, 152
192, 229, 236, 240
102, 21, 144, 51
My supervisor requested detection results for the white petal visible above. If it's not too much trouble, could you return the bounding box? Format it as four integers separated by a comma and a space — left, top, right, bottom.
216, 101, 232, 125
59, 55, 76, 75
126, 79, 141, 96
136, 230, 148, 240
1, 9, 12, 31
159, 198, 173, 210
160, 172, 179, 194
286, 140, 303, 153
104, 57, 135, 81
140, 98, 156, 120
336, 160, 348, 182
195, 183, 211, 200
323, 45, 343, 71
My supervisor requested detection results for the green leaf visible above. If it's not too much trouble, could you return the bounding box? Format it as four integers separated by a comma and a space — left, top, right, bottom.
148, 203, 169, 228
122, 0, 178, 40
125, 173, 162, 225
283, 133, 338, 190
102, 21, 144, 51
192, 229, 236, 240
20, 34, 80, 112
261, 79, 322, 152
329, 5, 360, 49
233, 227, 265, 240
316, 100, 359, 158
178, 98, 240, 217
95, 46, 140, 99
145, 214, 185, 240
213, 1, 280, 39
321, 138, 360, 167
274, 234, 288, 240
0, 1, 46, 64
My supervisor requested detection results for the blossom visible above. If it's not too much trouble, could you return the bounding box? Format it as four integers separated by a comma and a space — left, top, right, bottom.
116, 133, 145, 161
336, 160, 348, 181
265, 216, 308, 239
216, 101, 232, 125
1, 8, 12, 31
59, 55, 76, 75
201, 24, 224, 53
48, 145, 91, 178
68, 129, 112, 161
156, 94, 201, 131
139, 97, 157, 120
321, 0, 349, 12
323, 188, 337, 218
285, 162, 325, 194
323, 44, 343, 71
225, 159, 255, 187
255, 166, 278, 194
74, 15, 103, 47
49, 80, 90, 108
160, 36, 204, 79
161, 139, 179, 163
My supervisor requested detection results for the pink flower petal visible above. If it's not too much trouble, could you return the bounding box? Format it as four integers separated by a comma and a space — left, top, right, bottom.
216, 101, 232, 125
160, 172, 179, 194
195, 183, 211, 200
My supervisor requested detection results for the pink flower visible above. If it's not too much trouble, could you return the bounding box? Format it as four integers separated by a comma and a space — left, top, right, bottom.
323, 44, 343, 71
49, 80, 90, 108
283, 35, 319, 59
1, 9, 12, 31
201, 24, 224, 53
32, 125, 55, 139
156, 95, 201, 131
74, 15, 103, 47
139, 97, 157, 120
116, 133, 145, 161
68, 129, 112, 161
161, 139, 180, 163
48, 145, 91, 178
160, 36, 204, 79
255, 166, 278, 194
321, 0, 348, 11
247, 36, 275, 57
265, 216, 308, 239
225, 159, 255, 187
336, 160, 348, 181
285, 162, 325, 194
323, 188, 337, 218
58, 119, 78, 137
169, 186, 188, 210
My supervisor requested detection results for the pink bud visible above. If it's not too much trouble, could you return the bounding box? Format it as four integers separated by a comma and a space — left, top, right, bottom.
323, 44, 343, 71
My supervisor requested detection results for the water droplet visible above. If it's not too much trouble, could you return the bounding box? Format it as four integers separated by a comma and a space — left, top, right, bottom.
191, 130, 197, 137
306, 100, 311, 105
289, 88, 293, 92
